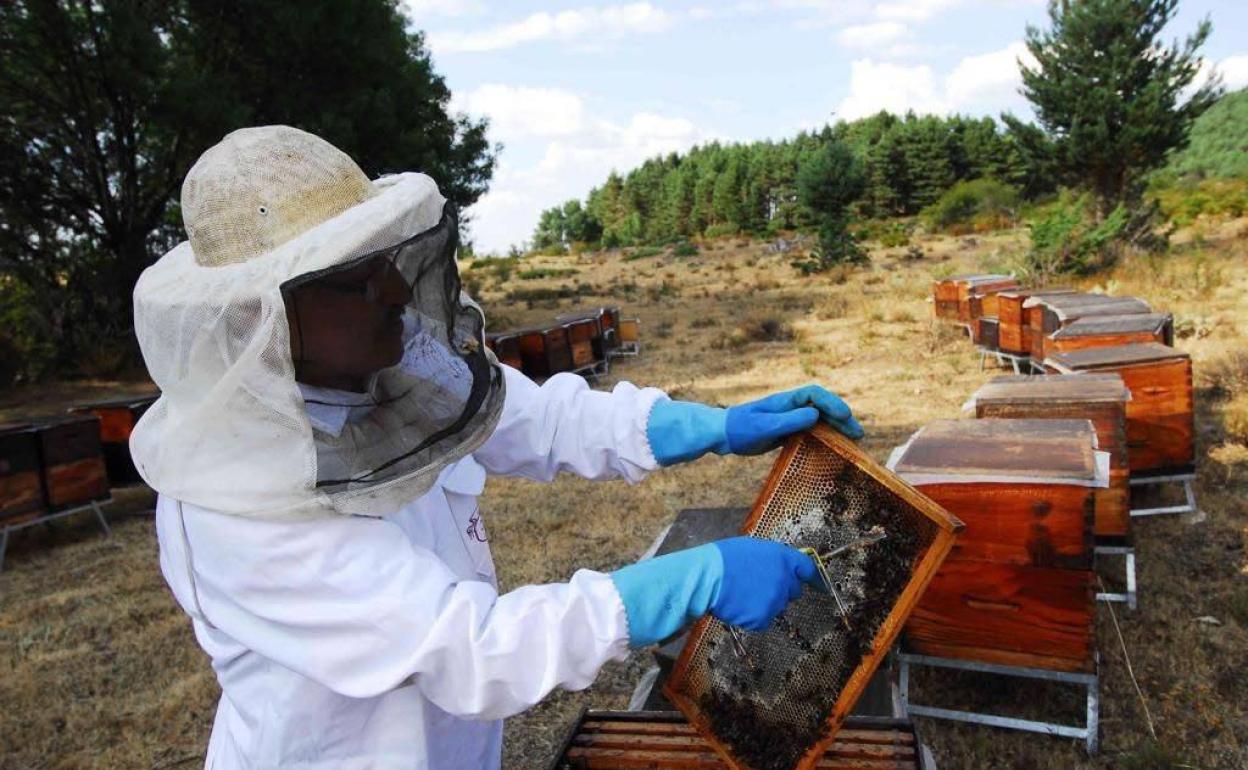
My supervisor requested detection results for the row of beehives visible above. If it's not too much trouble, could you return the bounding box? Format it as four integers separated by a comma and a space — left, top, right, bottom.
0, 396, 155, 527
485, 306, 640, 380
905, 274, 1195, 675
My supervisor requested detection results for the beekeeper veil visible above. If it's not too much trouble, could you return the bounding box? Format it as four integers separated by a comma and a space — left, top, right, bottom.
130, 126, 505, 519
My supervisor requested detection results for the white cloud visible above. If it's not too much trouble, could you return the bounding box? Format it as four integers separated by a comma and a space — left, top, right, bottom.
429, 3, 673, 54
401, 0, 484, 21
455, 89, 712, 253
1221, 55, 1248, 91
451, 84, 586, 138
836, 21, 910, 49
835, 41, 1035, 120
836, 59, 947, 120
874, 0, 962, 22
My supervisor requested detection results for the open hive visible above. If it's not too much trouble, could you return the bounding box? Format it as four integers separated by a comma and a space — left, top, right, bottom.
995, 288, 1076, 357
664, 424, 962, 770
547, 710, 933, 770
1044, 343, 1194, 475
68, 395, 157, 486
890, 419, 1104, 673
1025, 294, 1152, 360
1046, 312, 1174, 358
968, 374, 1131, 539
1, 424, 46, 524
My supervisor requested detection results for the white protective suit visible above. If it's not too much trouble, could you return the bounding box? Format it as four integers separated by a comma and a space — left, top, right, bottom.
157, 365, 667, 769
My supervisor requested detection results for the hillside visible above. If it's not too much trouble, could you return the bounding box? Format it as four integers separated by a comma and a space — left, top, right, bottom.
2, 220, 1247, 769
1158, 87, 1248, 181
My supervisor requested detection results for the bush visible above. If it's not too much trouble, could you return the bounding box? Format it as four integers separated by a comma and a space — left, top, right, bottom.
622, 246, 662, 262
0, 278, 56, 388
1226, 395, 1248, 443
922, 178, 1020, 233
671, 241, 699, 257
879, 222, 912, 248
703, 222, 740, 238
1023, 193, 1128, 278
518, 267, 577, 280
1151, 178, 1248, 226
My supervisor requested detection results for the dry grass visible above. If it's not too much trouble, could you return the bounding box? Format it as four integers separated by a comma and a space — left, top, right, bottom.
2, 223, 1247, 769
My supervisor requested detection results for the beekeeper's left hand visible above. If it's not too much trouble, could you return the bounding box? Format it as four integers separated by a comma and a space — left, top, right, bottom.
646, 384, 863, 466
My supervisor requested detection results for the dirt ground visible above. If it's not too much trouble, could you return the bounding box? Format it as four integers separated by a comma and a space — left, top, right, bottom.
1, 220, 1246, 769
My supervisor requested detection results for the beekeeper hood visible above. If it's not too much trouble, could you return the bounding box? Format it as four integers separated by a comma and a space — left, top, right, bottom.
130, 126, 505, 519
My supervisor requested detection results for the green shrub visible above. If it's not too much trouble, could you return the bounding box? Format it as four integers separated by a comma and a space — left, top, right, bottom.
1152, 178, 1248, 226
0, 278, 56, 388
518, 267, 577, 280
879, 221, 912, 248
622, 246, 662, 262
1023, 192, 1128, 278
671, 241, 699, 257
922, 178, 1020, 233
703, 222, 740, 238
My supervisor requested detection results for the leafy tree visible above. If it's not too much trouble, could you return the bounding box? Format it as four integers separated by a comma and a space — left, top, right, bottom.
1017, 0, 1220, 216
795, 140, 866, 269
0, 0, 497, 381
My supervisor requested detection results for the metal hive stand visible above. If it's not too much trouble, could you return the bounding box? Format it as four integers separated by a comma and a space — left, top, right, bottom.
1094, 543, 1137, 610
899, 651, 1100, 754
977, 347, 1028, 375
0, 498, 112, 573
1129, 471, 1197, 518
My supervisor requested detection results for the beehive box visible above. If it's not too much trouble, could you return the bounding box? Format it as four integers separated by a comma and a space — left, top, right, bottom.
664, 424, 962, 770
1, 424, 47, 524
559, 307, 621, 354
564, 318, 604, 370
485, 332, 524, 371
516, 325, 574, 379
1025, 294, 1151, 360
1047, 312, 1173, 358
968, 375, 1131, 538
932, 274, 997, 321
996, 288, 1077, 356
1045, 344, 1194, 475
36, 416, 110, 511
891, 419, 1102, 673
956, 275, 1018, 325
68, 395, 157, 486
547, 710, 934, 770
619, 317, 640, 346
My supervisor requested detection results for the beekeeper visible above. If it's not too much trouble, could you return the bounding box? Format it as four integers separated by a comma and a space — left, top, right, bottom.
131, 126, 865, 770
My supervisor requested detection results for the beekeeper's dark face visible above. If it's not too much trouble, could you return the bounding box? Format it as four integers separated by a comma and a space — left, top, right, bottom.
284, 254, 413, 391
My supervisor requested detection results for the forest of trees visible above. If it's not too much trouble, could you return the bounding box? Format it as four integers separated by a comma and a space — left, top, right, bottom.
531, 111, 1057, 251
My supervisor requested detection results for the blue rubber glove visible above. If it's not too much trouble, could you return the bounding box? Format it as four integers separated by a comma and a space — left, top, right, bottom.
646, 384, 864, 466
609, 536, 819, 647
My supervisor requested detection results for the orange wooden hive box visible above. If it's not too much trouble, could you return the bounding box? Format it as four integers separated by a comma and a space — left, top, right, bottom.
68, 395, 157, 486
1046, 313, 1173, 358
1, 424, 47, 525
1024, 294, 1151, 360
995, 288, 1076, 356
890, 419, 1103, 674
964, 276, 1021, 327
35, 415, 110, 511
932, 274, 993, 321
485, 332, 524, 371
1044, 343, 1194, 475
968, 374, 1131, 539
559, 307, 621, 354
563, 317, 604, 370
516, 325, 574, 380
663, 424, 962, 770
547, 710, 934, 770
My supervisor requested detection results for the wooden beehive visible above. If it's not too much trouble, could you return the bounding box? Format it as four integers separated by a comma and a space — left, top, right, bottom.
547, 710, 934, 770
619, 317, 640, 345
1025, 294, 1151, 360
558, 308, 620, 357
892, 419, 1101, 673
996, 288, 1077, 356
664, 424, 962, 770
932, 274, 984, 321
485, 332, 524, 371
1, 424, 47, 524
976, 317, 1000, 351
564, 318, 604, 370
35, 415, 110, 511
68, 395, 157, 486
969, 374, 1131, 539
516, 325, 574, 379
1045, 344, 1194, 475
1047, 312, 1174, 357
956, 275, 1018, 325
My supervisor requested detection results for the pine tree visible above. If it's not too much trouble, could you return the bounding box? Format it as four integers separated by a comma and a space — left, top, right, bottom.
1018, 0, 1220, 216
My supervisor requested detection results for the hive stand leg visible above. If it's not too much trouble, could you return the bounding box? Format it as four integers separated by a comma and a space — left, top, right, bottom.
1095, 546, 1137, 611
897, 652, 1100, 754
1010, 356, 1022, 375
1129, 473, 1198, 517
92, 500, 112, 538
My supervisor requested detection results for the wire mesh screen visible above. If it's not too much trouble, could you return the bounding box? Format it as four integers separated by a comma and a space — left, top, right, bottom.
664, 425, 961, 770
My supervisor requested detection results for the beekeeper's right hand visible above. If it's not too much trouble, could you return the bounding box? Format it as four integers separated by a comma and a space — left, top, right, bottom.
609, 536, 818, 647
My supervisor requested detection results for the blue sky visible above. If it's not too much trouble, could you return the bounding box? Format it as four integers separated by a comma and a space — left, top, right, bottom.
401, 1, 1248, 254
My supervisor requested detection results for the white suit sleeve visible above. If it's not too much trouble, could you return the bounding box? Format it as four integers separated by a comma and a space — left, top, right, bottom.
472, 364, 666, 482
168, 503, 631, 720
